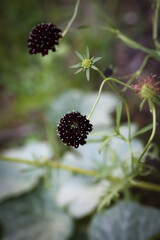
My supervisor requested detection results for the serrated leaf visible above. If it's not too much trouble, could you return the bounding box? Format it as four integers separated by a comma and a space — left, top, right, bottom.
97, 182, 122, 211
75, 51, 83, 60
0, 184, 73, 240
131, 123, 153, 139
89, 201, 160, 240
86, 68, 90, 81
69, 63, 81, 68
116, 101, 122, 131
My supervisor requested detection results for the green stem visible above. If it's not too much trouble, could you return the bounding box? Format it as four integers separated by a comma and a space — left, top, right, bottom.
88, 0, 114, 27
122, 55, 151, 91
99, 26, 160, 61
153, 0, 160, 50
130, 179, 160, 192
0, 154, 96, 177
87, 72, 135, 168
138, 101, 157, 163
62, 0, 80, 37
87, 73, 132, 136
127, 140, 135, 170
0, 154, 160, 192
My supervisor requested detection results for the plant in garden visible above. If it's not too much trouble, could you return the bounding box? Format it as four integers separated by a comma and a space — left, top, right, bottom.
1, 1, 160, 238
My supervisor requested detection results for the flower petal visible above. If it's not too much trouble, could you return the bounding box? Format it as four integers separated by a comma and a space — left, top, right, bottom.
86, 69, 90, 81
74, 68, 83, 74
91, 65, 98, 70
92, 57, 102, 63
75, 51, 84, 60
69, 63, 81, 68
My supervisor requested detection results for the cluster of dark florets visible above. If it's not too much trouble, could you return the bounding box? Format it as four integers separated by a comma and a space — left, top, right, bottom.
28, 23, 62, 56
57, 111, 93, 148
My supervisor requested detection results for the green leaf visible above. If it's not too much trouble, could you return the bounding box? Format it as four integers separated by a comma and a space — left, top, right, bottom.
75, 51, 84, 60
86, 68, 90, 81
97, 182, 122, 211
131, 123, 154, 139
0, 184, 73, 240
116, 101, 122, 131
69, 63, 81, 68
98, 135, 116, 153
86, 46, 90, 58
89, 201, 160, 240
92, 57, 102, 63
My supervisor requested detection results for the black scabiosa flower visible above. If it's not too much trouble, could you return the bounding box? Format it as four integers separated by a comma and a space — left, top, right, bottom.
57, 111, 93, 148
28, 23, 62, 56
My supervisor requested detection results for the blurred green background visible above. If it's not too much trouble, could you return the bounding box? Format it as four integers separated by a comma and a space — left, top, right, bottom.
1, 0, 158, 150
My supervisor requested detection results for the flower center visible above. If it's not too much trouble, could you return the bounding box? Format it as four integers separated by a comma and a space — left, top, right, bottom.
71, 121, 78, 129
81, 59, 91, 69
140, 84, 156, 99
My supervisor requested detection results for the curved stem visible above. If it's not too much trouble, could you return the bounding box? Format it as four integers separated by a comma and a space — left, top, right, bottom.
62, 0, 80, 37
87, 72, 135, 167
138, 101, 157, 163
87, 74, 132, 136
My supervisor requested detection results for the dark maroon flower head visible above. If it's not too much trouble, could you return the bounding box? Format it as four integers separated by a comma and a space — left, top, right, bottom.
28, 23, 62, 56
57, 111, 93, 148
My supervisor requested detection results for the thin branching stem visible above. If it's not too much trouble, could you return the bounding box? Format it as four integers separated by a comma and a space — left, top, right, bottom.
153, 0, 160, 50
62, 0, 80, 37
